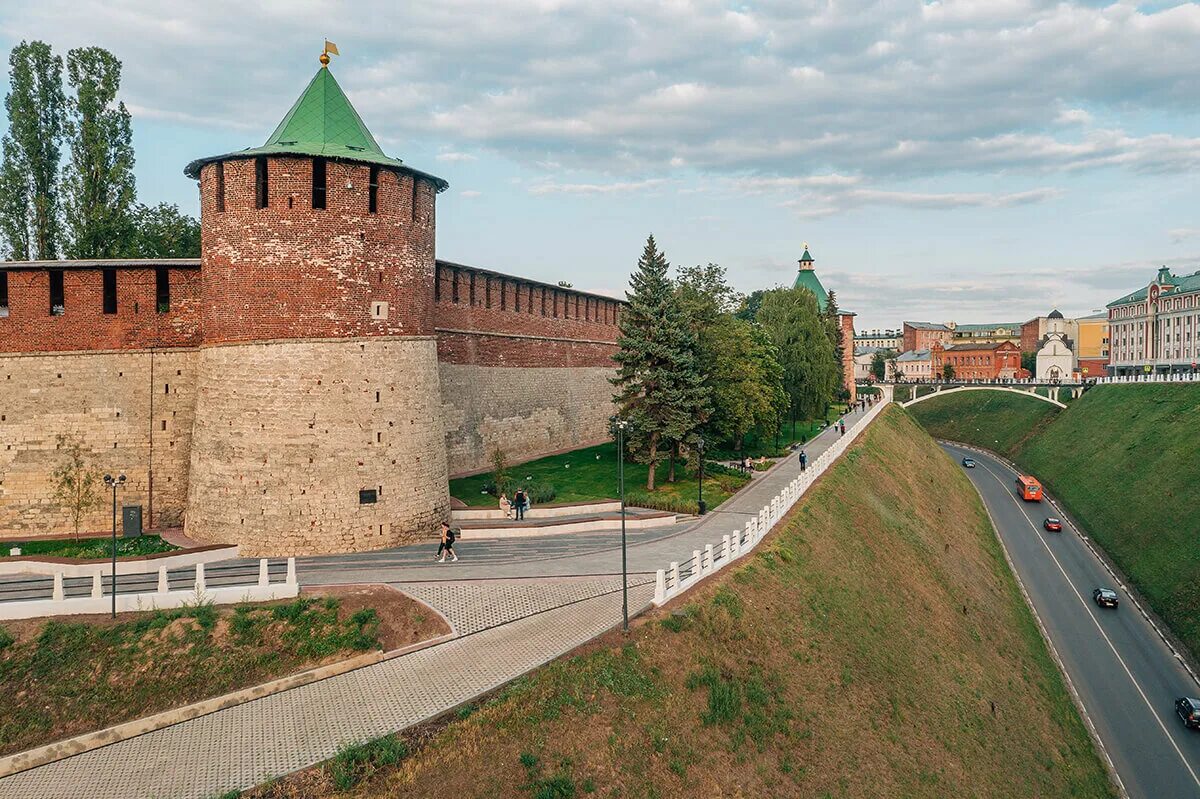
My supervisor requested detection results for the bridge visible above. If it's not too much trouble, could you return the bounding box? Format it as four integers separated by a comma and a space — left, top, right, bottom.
891, 382, 1073, 408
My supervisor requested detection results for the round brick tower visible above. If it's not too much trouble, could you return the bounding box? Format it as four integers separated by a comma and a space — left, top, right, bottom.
182, 58, 451, 555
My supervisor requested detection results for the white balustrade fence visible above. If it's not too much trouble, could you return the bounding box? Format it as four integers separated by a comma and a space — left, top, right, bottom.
652, 398, 890, 606
0, 557, 299, 620
1092, 372, 1200, 384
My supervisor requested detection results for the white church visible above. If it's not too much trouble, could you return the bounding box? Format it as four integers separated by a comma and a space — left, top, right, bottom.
1035, 309, 1075, 380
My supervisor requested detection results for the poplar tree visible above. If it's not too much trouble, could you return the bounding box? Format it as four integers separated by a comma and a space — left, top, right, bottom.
756, 286, 838, 434
63, 46, 136, 258
612, 235, 707, 491
0, 41, 66, 260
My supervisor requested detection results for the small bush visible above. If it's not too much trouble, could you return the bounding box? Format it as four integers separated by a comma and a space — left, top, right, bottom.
624, 490, 699, 515
0, 626, 14, 653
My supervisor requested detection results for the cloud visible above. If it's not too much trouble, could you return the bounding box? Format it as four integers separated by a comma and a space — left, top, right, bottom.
436, 152, 478, 163
1169, 228, 1200, 244
527, 178, 671, 195
3, 0, 1198, 190
459, 189, 482, 198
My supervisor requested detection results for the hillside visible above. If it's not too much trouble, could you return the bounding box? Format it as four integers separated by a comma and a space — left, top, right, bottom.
907, 390, 1060, 456
910, 384, 1200, 660
250, 406, 1113, 799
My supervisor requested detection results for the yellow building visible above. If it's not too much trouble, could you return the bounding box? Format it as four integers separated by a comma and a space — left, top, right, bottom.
1076, 313, 1110, 358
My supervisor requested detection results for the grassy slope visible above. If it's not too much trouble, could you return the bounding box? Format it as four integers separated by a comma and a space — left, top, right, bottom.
910, 384, 1200, 658
2, 534, 178, 560
907, 390, 1060, 457
273, 407, 1112, 799
1019, 385, 1200, 655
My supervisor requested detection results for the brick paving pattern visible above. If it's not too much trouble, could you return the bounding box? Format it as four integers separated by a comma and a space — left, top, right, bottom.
0, 580, 653, 799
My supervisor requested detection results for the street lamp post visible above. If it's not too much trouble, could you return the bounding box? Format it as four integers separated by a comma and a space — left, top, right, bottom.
616, 419, 628, 633
696, 437, 706, 516
103, 474, 126, 618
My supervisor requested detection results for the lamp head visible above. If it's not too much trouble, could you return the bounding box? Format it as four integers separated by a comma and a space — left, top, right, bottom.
103, 474, 113, 486
118, 475, 126, 485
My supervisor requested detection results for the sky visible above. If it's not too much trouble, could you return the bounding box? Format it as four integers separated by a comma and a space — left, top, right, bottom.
1, 0, 1198, 330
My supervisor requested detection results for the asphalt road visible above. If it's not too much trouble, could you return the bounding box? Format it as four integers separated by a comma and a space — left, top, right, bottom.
942, 443, 1200, 799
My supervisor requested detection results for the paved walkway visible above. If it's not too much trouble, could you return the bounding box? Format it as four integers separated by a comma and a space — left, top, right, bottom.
0, 399, 882, 799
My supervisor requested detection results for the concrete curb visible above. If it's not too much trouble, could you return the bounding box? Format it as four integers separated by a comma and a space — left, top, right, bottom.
967, 466, 1128, 799
0, 605, 456, 779
943, 439, 1200, 691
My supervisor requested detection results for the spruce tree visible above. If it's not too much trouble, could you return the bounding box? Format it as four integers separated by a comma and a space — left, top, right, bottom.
824, 289, 849, 398
0, 41, 66, 260
612, 235, 707, 491
63, 47, 136, 258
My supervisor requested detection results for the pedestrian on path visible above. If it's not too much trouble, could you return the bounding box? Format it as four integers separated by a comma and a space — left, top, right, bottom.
837, 418, 845, 436
499, 491, 513, 519
840, 419, 846, 435
799, 450, 807, 472
513, 488, 528, 520
436, 522, 459, 562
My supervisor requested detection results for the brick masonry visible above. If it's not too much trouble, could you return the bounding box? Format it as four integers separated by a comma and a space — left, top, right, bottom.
0, 348, 196, 534
185, 337, 449, 556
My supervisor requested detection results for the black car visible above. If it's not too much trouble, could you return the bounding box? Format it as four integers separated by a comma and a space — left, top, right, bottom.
961, 457, 976, 468
1176, 697, 1200, 729
1093, 588, 1119, 609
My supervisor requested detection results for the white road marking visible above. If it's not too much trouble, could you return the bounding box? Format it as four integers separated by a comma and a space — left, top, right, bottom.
969, 453, 1200, 789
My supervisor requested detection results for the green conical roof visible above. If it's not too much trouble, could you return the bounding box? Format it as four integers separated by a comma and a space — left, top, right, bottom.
799, 247, 813, 263
184, 66, 447, 190
793, 268, 829, 312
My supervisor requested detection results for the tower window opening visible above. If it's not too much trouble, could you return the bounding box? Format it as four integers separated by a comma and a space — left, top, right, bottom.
0, 270, 8, 317
156, 266, 170, 313
49, 270, 64, 315
312, 157, 327, 209
255, 157, 269, 209
102, 268, 117, 314
369, 166, 379, 213
215, 162, 225, 212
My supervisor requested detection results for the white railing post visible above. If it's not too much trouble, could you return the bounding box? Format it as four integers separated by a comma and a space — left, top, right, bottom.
744, 520, 755, 549
286, 557, 297, 585
52, 572, 64, 601
157, 565, 169, 594
722, 534, 731, 563
92, 571, 103, 599
195, 562, 206, 594
692, 550, 702, 583
730, 532, 740, 558
654, 569, 666, 603
258, 558, 269, 586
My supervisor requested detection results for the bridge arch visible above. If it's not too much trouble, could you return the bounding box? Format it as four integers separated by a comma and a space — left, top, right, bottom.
901, 385, 1066, 409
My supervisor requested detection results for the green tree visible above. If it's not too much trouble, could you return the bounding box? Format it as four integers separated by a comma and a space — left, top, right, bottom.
887, 351, 901, 382
51, 434, 103, 540
942, 362, 956, 381
871, 348, 898, 381
612, 235, 707, 491
755, 287, 838, 436
0, 41, 66, 260
1021, 351, 1037, 374
130, 203, 200, 257
735, 288, 767, 321
704, 317, 787, 453
63, 46, 136, 258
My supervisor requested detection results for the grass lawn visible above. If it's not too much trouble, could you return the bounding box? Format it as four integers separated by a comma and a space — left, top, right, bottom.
242, 407, 1113, 799
0, 585, 448, 757
708, 403, 847, 461
450, 441, 750, 513
907, 390, 1060, 457
1, 534, 179, 560
909, 384, 1200, 662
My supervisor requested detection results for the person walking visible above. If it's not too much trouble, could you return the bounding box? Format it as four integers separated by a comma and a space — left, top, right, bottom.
799, 450, 807, 472
436, 521, 458, 562
513, 488, 528, 521
840, 419, 846, 435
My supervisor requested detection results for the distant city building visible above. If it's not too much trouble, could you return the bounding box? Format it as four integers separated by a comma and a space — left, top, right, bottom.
931, 341, 1022, 380
854, 328, 901, 350
1108, 265, 1200, 375
902, 320, 1020, 353
1075, 312, 1110, 378
853, 347, 884, 381
1021, 311, 1078, 356
792, 245, 858, 401
894, 348, 931, 381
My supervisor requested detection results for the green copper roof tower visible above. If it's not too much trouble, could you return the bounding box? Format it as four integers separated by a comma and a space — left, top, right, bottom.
185, 54, 447, 190
792, 243, 829, 312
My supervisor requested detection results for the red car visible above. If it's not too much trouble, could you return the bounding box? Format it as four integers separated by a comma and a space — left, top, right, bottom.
1043, 517, 1063, 532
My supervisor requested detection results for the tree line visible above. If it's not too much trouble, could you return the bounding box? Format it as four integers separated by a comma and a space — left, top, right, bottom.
612, 235, 844, 490
0, 40, 199, 261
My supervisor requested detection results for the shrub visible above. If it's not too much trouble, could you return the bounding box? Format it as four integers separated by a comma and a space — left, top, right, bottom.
329, 734, 409, 790
624, 490, 700, 515
525, 482, 557, 504
0, 626, 14, 653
